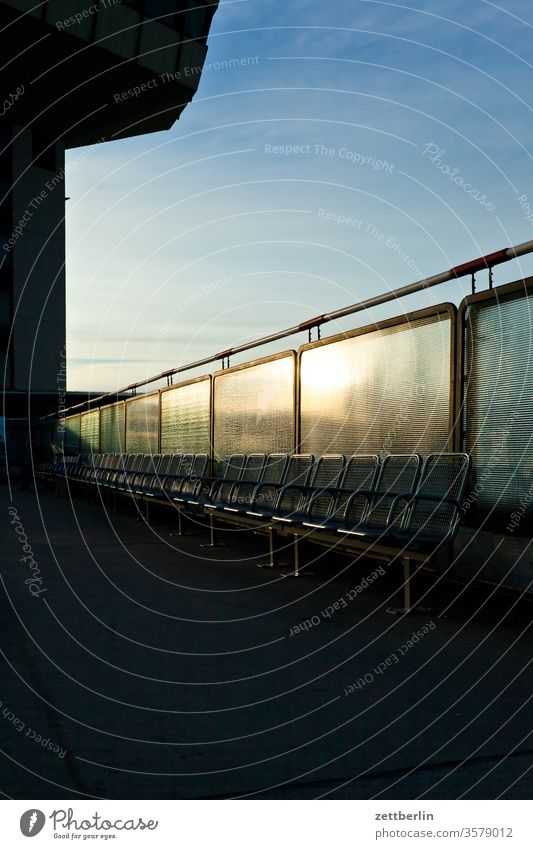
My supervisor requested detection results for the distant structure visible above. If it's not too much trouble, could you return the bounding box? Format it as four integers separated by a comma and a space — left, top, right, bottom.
0, 0, 218, 404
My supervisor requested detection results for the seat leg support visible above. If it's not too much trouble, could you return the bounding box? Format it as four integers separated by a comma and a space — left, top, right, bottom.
258, 527, 277, 568
403, 556, 411, 613
201, 514, 225, 548
386, 556, 413, 615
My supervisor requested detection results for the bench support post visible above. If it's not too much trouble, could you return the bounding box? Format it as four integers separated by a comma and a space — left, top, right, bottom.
258, 527, 277, 568
403, 556, 411, 613
169, 507, 184, 536
293, 534, 300, 577
200, 514, 225, 548
386, 555, 413, 615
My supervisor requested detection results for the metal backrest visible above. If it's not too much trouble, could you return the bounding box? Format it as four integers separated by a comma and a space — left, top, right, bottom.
284, 454, 314, 487
250, 455, 313, 513
378, 454, 422, 493
215, 454, 266, 504
229, 454, 289, 507
403, 453, 471, 540
339, 455, 381, 491
418, 453, 471, 500
321, 454, 381, 524
241, 453, 267, 482
310, 454, 345, 489
274, 454, 317, 516
363, 454, 422, 530
176, 454, 195, 477
298, 455, 345, 522
261, 453, 289, 485
116, 453, 129, 470
137, 455, 154, 473
144, 454, 162, 475
190, 453, 209, 478
160, 454, 181, 476
127, 454, 144, 471
219, 453, 247, 480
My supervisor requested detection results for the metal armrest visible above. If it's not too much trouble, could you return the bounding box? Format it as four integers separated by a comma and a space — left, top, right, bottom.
342, 488, 375, 518
388, 494, 463, 542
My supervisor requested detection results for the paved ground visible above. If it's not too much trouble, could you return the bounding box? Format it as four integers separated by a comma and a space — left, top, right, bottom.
1, 482, 532, 799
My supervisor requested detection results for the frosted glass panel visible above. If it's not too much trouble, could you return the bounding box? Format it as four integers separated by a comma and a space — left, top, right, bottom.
464, 293, 533, 523
300, 313, 452, 457
214, 355, 295, 460
161, 378, 210, 454
100, 403, 125, 453
80, 410, 100, 453
126, 394, 159, 453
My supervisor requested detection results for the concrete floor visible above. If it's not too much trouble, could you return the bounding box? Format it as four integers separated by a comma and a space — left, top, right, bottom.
1, 482, 532, 799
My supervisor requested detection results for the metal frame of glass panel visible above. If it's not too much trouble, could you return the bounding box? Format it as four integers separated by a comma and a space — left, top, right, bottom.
457, 274, 533, 529
212, 351, 297, 461
298, 304, 457, 455
125, 391, 161, 453
160, 374, 211, 455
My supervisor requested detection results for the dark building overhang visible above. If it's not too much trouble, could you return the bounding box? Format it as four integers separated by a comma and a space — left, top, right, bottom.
0, 1, 219, 147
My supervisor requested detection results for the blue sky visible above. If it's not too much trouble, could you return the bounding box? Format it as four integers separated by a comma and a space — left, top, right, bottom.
65, 0, 533, 391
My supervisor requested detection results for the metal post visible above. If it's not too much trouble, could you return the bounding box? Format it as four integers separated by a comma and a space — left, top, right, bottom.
258, 526, 276, 568
403, 557, 411, 613
201, 514, 222, 548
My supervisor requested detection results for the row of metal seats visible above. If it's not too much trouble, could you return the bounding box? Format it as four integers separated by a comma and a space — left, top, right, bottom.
56, 450, 470, 555
199, 451, 470, 548
37, 454, 79, 482
63, 452, 208, 498
43, 449, 471, 613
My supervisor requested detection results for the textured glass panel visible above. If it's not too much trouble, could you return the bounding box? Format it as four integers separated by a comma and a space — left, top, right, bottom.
100, 403, 125, 453
464, 294, 533, 524
63, 414, 80, 453
214, 356, 295, 460
80, 410, 100, 453
300, 314, 452, 457
126, 393, 160, 453
160, 379, 210, 454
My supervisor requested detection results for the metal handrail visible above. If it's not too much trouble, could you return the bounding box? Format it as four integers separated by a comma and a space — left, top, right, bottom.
41, 238, 533, 420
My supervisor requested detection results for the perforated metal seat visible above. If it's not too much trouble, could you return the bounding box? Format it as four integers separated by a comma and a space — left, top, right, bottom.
131, 454, 162, 494
246, 454, 314, 520
109, 454, 145, 490
141, 454, 182, 497
205, 453, 267, 510
223, 453, 290, 514
145, 454, 187, 498
97, 454, 128, 486
303, 454, 381, 530
174, 453, 246, 505
339, 454, 422, 538
168, 454, 209, 500
272, 454, 345, 525
388, 453, 471, 547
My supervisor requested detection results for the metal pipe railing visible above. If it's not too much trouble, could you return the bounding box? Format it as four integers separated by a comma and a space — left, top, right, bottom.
41, 238, 533, 420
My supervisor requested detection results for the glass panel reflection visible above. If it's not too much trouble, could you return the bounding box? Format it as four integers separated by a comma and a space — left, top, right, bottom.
214, 356, 295, 460
125, 394, 160, 453
161, 378, 210, 454
300, 314, 452, 457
